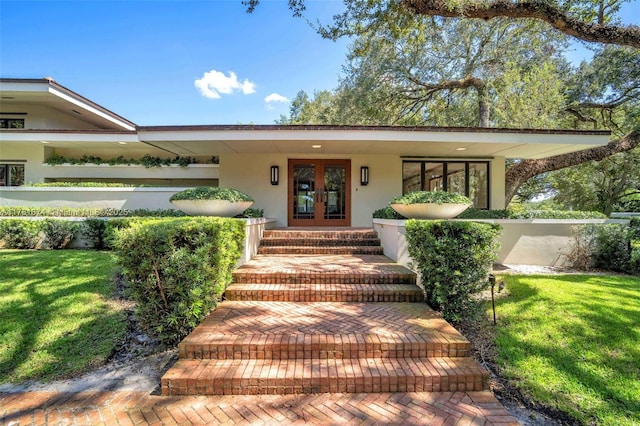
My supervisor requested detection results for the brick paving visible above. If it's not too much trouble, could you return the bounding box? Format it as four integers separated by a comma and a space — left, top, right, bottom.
0, 390, 518, 425
162, 229, 493, 397
0, 228, 519, 424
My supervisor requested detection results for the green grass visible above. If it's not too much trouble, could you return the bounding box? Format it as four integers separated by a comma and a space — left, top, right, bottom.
493, 274, 640, 425
0, 250, 127, 383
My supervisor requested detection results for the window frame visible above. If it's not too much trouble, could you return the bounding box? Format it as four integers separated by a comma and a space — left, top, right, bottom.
0, 163, 25, 186
402, 160, 491, 209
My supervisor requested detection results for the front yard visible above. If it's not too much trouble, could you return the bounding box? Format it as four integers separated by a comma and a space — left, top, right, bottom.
490, 274, 640, 425
0, 250, 127, 383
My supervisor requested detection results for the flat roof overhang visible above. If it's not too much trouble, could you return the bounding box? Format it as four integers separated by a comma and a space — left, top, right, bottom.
0, 130, 162, 158
137, 125, 611, 159
0, 79, 136, 131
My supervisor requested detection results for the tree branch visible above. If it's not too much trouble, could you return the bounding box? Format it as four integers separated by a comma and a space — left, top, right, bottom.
402, 0, 640, 48
504, 128, 640, 203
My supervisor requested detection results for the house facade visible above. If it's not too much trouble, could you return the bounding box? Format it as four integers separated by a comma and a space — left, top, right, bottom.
1, 78, 611, 227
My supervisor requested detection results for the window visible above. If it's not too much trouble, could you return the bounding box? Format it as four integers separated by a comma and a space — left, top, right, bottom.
0, 118, 25, 129
402, 161, 490, 208
0, 164, 25, 186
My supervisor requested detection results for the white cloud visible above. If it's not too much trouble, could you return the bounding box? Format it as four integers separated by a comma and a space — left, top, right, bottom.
194, 69, 256, 99
265, 93, 290, 104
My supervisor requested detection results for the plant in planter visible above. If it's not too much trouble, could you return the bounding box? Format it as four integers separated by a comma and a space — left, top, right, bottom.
389, 191, 471, 219
169, 187, 254, 217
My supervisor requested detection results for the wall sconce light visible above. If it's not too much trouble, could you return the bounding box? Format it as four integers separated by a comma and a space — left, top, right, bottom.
360, 166, 369, 186
270, 165, 279, 185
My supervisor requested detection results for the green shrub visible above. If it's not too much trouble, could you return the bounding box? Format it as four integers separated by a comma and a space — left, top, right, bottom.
390, 191, 471, 205
508, 209, 606, 219
113, 217, 245, 345
405, 220, 501, 323
41, 219, 78, 249
28, 182, 137, 187
457, 208, 509, 219
236, 207, 264, 218
169, 187, 253, 202
372, 206, 406, 219
82, 219, 108, 249
0, 219, 42, 249
592, 224, 633, 273
0, 206, 185, 218
568, 222, 639, 274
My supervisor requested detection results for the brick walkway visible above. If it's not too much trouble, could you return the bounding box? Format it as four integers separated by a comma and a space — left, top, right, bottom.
1, 390, 518, 425
1, 228, 519, 425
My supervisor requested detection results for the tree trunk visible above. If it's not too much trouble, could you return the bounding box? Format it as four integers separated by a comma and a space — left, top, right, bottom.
402, 0, 640, 48
504, 128, 640, 204
477, 84, 490, 127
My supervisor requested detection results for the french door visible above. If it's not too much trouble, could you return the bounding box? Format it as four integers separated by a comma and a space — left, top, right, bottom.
288, 159, 351, 227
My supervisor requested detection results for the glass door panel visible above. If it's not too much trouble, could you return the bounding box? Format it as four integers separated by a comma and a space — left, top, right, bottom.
292, 163, 316, 221
324, 165, 346, 221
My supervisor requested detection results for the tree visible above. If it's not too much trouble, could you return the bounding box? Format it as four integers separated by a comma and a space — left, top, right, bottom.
248, 0, 640, 204
336, 17, 566, 127
550, 148, 640, 214
244, 0, 640, 47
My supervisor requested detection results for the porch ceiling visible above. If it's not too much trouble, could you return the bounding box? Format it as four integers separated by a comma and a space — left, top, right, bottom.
137, 127, 610, 159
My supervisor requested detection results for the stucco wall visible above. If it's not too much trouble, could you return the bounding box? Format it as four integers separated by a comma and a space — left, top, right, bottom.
220, 153, 402, 228
0, 187, 185, 210
373, 218, 630, 267
1, 103, 102, 130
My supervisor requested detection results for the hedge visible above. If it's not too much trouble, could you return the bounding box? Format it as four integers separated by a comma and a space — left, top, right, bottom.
405, 220, 501, 323
112, 217, 245, 345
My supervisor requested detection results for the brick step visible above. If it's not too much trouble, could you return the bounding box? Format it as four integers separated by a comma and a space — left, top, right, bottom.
225, 283, 424, 302
260, 238, 381, 247
179, 331, 469, 360
176, 302, 469, 358
258, 245, 384, 255
232, 255, 416, 285
233, 270, 415, 285
161, 357, 489, 395
263, 229, 378, 240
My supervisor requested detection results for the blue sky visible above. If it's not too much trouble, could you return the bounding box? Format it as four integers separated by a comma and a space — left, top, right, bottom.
1, 0, 638, 126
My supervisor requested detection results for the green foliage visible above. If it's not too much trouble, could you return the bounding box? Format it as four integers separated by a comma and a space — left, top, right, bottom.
0, 250, 126, 383
457, 208, 509, 219
41, 219, 78, 249
568, 222, 639, 274
0, 206, 185, 218
0, 219, 42, 249
28, 182, 138, 187
82, 219, 108, 250
235, 207, 264, 218
372, 206, 406, 219
550, 149, 640, 216
113, 217, 245, 345
508, 209, 607, 219
492, 61, 567, 128
390, 191, 471, 205
82, 218, 135, 250
405, 220, 501, 323
492, 274, 640, 425
592, 224, 632, 272
169, 187, 253, 202
45, 154, 197, 167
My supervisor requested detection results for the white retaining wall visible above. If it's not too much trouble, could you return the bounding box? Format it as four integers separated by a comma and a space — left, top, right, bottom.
373, 218, 630, 267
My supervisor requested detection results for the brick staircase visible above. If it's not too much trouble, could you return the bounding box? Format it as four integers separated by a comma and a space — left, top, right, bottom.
161, 228, 489, 396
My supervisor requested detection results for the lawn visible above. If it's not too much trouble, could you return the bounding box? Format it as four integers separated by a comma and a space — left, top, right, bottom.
0, 250, 127, 383
493, 274, 640, 425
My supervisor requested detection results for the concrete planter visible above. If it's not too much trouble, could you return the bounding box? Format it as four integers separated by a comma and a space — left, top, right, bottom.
390, 203, 471, 219
170, 199, 253, 217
